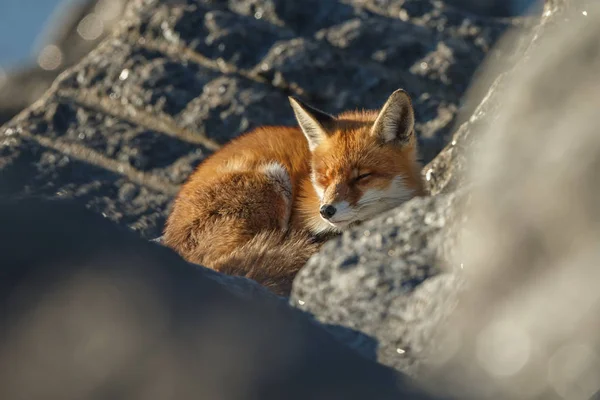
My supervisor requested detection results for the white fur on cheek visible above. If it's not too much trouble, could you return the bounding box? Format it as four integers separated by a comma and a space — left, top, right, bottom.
328, 201, 351, 222
311, 173, 325, 201
388, 176, 415, 204
356, 176, 415, 221
323, 201, 361, 231
314, 185, 325, 200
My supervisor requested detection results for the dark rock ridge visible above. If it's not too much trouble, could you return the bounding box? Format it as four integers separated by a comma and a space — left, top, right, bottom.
0, 0, 511, 238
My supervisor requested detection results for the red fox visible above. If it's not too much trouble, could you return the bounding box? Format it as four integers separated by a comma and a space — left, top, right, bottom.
163, 89, 425, 295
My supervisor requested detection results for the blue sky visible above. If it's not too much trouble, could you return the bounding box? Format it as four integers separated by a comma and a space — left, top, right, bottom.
0, 0, 68, 69
0, 0, 539, 70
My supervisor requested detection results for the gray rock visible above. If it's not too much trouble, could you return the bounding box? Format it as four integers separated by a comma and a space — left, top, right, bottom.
292, 191, 465, 375
0, 0, 510, 239
422, 2, 600, 399
290, 0, 589, 381
177, 75, 295, 144
0, 129, 173, 238
444, 0, 540, 17
228, 0, 359, 35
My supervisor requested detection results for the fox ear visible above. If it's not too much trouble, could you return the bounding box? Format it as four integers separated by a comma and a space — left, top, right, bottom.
371, 89, 415, 144
288, 97, 335, 151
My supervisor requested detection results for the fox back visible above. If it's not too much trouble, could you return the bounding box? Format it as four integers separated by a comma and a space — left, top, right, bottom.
163, 89, 425, 295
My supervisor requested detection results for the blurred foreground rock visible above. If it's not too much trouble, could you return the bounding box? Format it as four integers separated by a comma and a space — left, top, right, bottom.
424, 1, 600, 399
0, 197, 438, 400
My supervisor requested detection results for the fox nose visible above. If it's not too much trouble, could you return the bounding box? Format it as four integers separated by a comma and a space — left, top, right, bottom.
320, 204, 337, 219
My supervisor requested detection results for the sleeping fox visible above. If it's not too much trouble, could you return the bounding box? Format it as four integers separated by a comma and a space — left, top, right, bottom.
163, 89, 426, 295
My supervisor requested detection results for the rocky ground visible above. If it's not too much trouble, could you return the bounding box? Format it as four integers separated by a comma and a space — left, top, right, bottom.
0, 0, 514, 238
2, 0, 597, 398
294, 0, 599, 393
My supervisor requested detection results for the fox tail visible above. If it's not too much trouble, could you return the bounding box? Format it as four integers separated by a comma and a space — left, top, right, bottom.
213, 230, 322, 296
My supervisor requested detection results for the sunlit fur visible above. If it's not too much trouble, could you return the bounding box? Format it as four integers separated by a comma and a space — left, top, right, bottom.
301, 109, 425, 231
163, 101, 425, 296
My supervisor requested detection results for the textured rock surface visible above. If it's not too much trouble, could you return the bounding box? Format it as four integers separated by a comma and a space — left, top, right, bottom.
292, 192, 464, 373
0, 0, 512, 239
291, 0, 588, 378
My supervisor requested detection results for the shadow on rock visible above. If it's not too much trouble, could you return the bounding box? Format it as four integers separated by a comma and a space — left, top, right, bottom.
0, 196, 439, 400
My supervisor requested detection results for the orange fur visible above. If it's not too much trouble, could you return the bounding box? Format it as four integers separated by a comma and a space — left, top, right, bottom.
163, 90, 425, 295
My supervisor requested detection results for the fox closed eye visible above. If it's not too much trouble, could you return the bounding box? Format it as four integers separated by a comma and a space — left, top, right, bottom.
355, 173, 372, 182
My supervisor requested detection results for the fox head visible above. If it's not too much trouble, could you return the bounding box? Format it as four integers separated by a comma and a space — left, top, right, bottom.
289, 89, 425, 231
